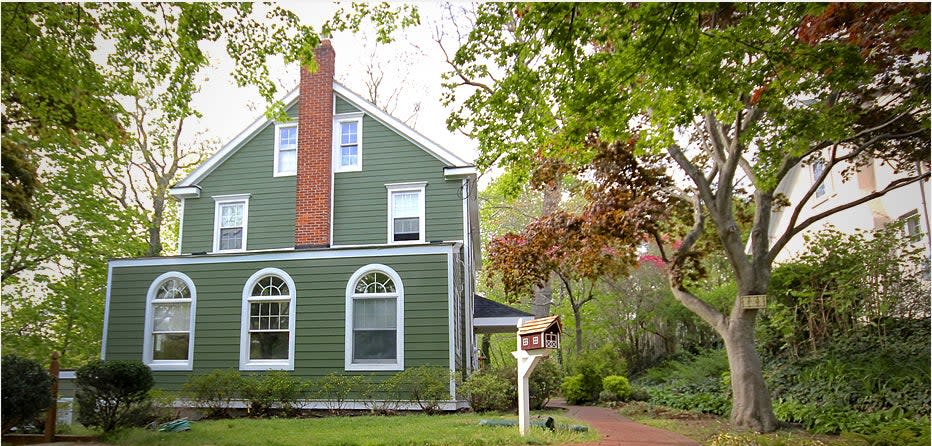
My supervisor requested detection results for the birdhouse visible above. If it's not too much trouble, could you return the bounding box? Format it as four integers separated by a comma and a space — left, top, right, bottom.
517, 315, 562, 352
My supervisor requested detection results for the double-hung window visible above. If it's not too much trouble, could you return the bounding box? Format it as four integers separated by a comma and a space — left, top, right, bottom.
333, 114, 363, 172
345, 265, 404, 371
212, 195, 249, 252
811, 158, 828, 199
274, 123, 297, 176
143, 272, 196, 370
240, 268, 296, 371
386, 182, 426, 244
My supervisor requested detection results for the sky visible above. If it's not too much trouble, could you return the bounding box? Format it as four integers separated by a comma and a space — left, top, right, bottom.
185, 2, 479, 169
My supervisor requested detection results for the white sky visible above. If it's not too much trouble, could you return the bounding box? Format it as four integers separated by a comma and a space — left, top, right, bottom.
186, 2, 478, 167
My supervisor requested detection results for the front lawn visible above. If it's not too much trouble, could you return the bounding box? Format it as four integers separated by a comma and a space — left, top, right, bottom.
103, 411, 598, 446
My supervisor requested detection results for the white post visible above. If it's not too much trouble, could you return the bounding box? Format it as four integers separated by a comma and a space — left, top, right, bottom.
512, 349, 544, 436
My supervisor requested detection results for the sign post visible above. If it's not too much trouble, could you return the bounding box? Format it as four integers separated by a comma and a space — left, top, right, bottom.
513, 316, 562, 436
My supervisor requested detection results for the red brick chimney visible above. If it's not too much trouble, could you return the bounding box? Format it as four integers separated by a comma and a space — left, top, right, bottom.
295, 40, 335, 248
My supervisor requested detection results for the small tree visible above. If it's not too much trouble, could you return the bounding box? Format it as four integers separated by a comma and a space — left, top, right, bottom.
1, 355, 52, 433
76, 360, 154, 432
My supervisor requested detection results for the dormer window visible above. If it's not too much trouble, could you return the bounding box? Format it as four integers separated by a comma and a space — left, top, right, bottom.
386, 182, 426, 244
274, 123, 297, 176
334, 114, 363, 172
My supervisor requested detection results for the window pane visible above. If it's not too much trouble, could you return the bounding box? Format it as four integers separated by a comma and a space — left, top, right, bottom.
220, 228, 242, 250
220, 203, 243, 227
341, 121, 357, 145
392, 192, 419, 217
353, 330, 396, 361
250, 332, 289, 360
341, 145, 358, 167
354, 298, 396, 329
355, 272, 396, 294
278, 148, 296, 173
155, 278, 189, 300
394, 217, 419, 238
812, 160, 826, 198
152, 303, 190, 332
279, 126, 297, 149
252, 276, 288, 297
153, 333, 189, 360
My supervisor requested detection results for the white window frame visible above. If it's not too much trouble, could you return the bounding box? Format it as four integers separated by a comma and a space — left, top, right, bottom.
333, 113, 363, 173
345, 264, 405, 371
273, 123, 298, 177
386, 182, 427, 244
143, 272, 196, 371
212, 194, 250, 253
240, 268, 297, 371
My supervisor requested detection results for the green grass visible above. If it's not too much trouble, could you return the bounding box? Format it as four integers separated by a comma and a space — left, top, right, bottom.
103, 411, 598, 446
617, 402, 866, 446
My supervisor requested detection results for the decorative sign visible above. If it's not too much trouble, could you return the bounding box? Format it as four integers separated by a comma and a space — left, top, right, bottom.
741, 294, 768, 309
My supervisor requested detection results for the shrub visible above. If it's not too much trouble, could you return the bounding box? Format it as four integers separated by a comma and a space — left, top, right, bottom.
566, 345, 626, 404
529, 359, 562, 409
75, 360, 154, 432
241, 371, 307, 416
461, 370, 513, 412
182, 369, 242, 418
602, 375, 632, 401
359, 376, 401, 414
1, 355, 52, 433
392, 366, 450, 414
312, 373, 363, 413
598, 389, 619, 403
148, 389, 178, 423
560, 374, 588, 404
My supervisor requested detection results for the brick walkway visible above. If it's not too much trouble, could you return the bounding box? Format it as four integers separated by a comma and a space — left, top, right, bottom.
552, 400, 700, 446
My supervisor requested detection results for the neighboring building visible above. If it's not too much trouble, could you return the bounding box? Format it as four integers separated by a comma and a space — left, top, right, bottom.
768, 152, 931, 266
101, 42, 491, 409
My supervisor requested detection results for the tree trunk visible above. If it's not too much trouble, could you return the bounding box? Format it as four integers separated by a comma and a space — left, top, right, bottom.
722, 308, 778, 432
146, 196, 164, 257
531, 180, 562, 318
573, 305, 583, 355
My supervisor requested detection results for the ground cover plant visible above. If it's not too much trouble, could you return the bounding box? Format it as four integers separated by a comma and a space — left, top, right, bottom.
104, 411, 598, 446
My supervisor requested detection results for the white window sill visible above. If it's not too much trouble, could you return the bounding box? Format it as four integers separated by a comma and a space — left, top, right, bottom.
212, 248, 247, 254
146, 361, 193, 371
273, 171, 296, 177
388, 240, 425, 246
345, 362, 403, 372
240, 360, 293, 371
334, 165, 362, 173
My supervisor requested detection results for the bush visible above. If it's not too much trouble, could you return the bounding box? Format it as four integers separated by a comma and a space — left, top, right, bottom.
565, 345, 626, 404
358, 376, 401, 414
75, 360, 154, 432
461, 370, 513, 412
560, 374, 588, 404
312, 373, 363, 413
602, 375, 632, 401
182, 369, 242, 418
392, 366, 450, 414
529, 359, 562, 409
1, 355, 52, 433
148, 389, 178, 423
241, 371, 306, 416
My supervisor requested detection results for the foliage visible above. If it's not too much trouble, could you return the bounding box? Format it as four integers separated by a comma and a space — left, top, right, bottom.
602, 376, 632, 402
637, 349, 731, 415
182, 369, 243, 418
390, 366, 451, 414
561, 344, 628, 404
528, 358, 563, 409
760, 224, 930, 358
312, 373, 365, 414
241, 371, 307, 417
75, 360, 154, 432
1, 355, 52, 433
775, 399, 929, 443
461, 369, 514, 412
559, 375, 588, 405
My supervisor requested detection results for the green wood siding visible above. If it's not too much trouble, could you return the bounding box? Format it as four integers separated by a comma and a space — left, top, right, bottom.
335, 96, 360, 114
332, 111, 464, 245
105, 253, 450, 391
180, 105, 298, 253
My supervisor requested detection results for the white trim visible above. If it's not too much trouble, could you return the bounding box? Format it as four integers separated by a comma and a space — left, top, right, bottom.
168, 186, 200, 199
443, 166, 477, 178
143, 272, 197, 371
240, 268, 297, 371
109, 244, 456, 268
386, 182, 428, 244
273, 123, 298, 177
344, 264, 405, 371
461, 178, 474, 371
101, 264, 113, 360
212, 194, 250, 253
333, 83, 470, 167
447, 251, 456, 399
177, 199, 185, 254
333, 113, 363, 173
176, 89, 299, 188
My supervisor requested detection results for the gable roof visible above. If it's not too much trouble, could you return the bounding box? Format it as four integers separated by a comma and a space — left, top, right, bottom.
473, 294, 532, 319
517, 315, 562, 335
171, 83, 470, 195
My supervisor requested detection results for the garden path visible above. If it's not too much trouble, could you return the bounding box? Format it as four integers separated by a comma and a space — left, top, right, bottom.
551, 399, 700, 446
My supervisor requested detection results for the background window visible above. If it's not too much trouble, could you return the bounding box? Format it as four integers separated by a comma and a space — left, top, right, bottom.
241, 268, 296, 371
340, 121, 358, 167
903, 211, 922, 242
144, 272, 196, 370
346, 266, 404, 371
275, 125, 297, 175
213, 196, 248, 252
812, 159, 827, 198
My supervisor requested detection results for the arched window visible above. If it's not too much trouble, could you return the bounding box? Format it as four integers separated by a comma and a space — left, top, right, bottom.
345, 264, 404, 371
240, 268, 296, 371
143, 272, 196, 370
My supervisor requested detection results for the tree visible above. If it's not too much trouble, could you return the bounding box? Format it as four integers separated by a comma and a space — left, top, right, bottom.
444, 3, 929, 432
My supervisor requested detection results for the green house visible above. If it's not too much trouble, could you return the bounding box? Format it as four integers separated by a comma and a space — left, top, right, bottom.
100, 42, 505, 410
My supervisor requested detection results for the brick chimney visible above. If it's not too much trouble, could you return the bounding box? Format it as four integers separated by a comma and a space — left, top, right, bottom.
295, 40, 335, 248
